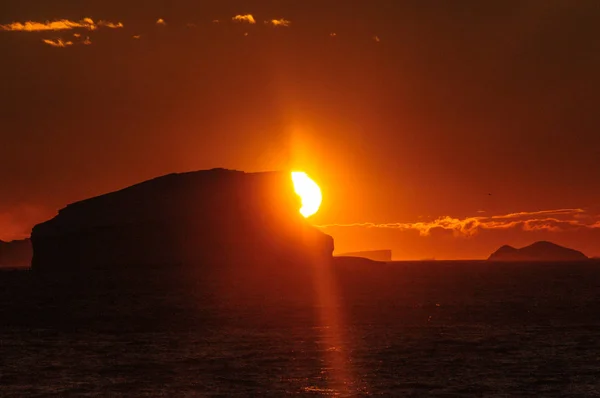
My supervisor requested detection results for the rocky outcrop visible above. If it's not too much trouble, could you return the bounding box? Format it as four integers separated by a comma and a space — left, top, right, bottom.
336, 249, 392, 262
488, 241, 588, 262
31, 169, 333, 272
0, 239, 32, 267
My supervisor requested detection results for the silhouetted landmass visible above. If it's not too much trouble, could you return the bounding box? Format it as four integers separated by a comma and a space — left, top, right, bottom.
488, 241, 588, 262
0, 239, 32, 267
336, 249, 392, 262
31, 169, 333, 272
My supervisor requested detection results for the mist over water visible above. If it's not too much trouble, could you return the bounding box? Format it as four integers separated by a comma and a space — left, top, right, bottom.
2, 261, 600, 396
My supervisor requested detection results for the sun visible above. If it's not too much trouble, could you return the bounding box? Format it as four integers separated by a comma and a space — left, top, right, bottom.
291, 171, 322, 218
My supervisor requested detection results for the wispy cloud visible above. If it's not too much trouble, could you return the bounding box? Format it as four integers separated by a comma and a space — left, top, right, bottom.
232, 14, 256, 24
490, 209, 585, 219
98, 21, 123, 29
42, 38, 73, 47
266, 19, 290, 27
317, 209, 600, 237
0, 18, 123, 32
373, 35, 381, 42
156, 18, 166, 26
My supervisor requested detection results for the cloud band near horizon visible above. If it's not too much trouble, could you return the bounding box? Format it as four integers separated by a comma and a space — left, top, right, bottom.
316, 209, 600, 236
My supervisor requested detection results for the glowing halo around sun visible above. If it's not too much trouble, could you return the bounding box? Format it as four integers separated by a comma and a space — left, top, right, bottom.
291, 171, 322, 218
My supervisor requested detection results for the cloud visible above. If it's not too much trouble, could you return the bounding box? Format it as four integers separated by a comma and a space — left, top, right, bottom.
156, 18, 166, 26
97, 21, 123, 29
132, 35, 141, 39
266, 19, 290, 27
82, 36, 92, 45
490, 208, 585, 219
1, 19, 95, 31
0, 18, 123, 32
232, 14, 256, 24
373, 35, 381, 42
42, 38, 73, 47
330, 32, 337, 37
316, 208, 600, 237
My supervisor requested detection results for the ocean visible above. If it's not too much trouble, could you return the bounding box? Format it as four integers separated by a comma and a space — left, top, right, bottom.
1, 261, 599, 396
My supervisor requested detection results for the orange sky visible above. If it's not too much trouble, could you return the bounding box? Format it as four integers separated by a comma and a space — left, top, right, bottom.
1, 1, 600, 259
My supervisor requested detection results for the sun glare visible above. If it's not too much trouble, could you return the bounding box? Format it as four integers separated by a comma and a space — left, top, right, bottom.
291, 171, 322, 218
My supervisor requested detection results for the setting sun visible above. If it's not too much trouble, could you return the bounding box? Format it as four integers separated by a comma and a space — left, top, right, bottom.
291, 171, 322, 218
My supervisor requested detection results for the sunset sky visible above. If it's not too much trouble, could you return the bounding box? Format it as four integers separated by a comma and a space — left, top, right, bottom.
1, 0, 600, 259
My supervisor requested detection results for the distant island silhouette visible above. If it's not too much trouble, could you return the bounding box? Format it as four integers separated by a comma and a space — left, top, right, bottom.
0, 238, 31, 267
488, 241, 588, 262
31, 169, 333, 272
336, 250, 392, 262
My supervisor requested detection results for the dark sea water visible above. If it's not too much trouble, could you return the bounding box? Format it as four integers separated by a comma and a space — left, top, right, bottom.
1, 261, 600, 397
